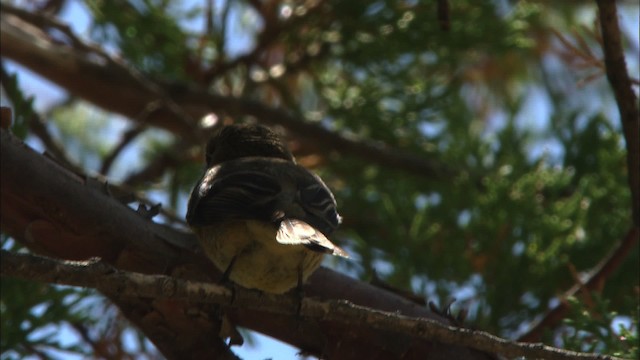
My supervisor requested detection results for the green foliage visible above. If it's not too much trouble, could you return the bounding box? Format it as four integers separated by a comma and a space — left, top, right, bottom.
0, 71, 32, 139
86, 0, 192, 78
558, 296, 638, 359
1, 240, 95, 359
0, 279, 91, 359
2, 0, 637, 357
49, 104, 114, 168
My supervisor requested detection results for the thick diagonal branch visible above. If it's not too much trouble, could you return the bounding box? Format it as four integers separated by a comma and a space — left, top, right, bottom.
2, 250, 622, 360
0, 128, 488, 359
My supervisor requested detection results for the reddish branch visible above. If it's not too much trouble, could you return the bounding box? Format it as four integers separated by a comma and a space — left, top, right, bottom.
595, 0, 640, 225
100, 125, 148, 176
519, 1, 640, 342
2, 1, 636, 356
1, 3, 198, 137
518, 227, 639, 342
437, 0, 450, 31
0, 3, 456, 181
0, 128, 490, 359
121, 140, 192, 187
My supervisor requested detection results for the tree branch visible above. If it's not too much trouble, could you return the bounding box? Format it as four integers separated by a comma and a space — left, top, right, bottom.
100, 124, 147, 176
121, 140, 191, 188
595, 0, 640, 226
201, 0, 329, 83
0, 3, 457, 182
0, 62, 85, 175
0, 128, 488, 359
0, 3, 198, 138
518, 226, 639, 342
519, 1, 640, 342
1, 250, 622, 360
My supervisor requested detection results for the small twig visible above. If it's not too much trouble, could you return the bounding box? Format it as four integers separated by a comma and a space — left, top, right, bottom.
29, 114, 85, 175
551, 27, 605, 73
567, 262, 596, 310
0, 107, 12, 129
100, 124, 147, 176
205, 0, 214, 35
201, 0, 328, 83
0, 63, 85, 175
218, 0, 231, 62
121, 143, 185, 188
519, 227, 639, 342
437, 0, 450, 31
99, 100, 170, 177
0, 250, 623, 360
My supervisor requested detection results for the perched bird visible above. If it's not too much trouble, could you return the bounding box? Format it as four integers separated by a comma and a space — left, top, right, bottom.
186, 124, 348, 294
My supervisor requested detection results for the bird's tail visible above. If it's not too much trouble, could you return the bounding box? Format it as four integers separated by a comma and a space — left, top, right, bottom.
276, 219, 349, 258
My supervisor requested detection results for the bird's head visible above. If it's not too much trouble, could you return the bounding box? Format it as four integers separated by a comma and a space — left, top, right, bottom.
205, 124, 295, 166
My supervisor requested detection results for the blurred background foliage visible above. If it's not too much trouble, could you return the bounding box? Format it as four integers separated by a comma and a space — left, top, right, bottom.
1, 0, 638, 358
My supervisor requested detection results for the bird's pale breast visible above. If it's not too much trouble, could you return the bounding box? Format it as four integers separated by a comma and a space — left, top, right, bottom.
194, 220, 324, 294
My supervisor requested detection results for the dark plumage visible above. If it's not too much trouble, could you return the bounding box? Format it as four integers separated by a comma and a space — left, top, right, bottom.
186, 124, 347, 293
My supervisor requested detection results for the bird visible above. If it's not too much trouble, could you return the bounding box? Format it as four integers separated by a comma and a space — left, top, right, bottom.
186, 124, 348, 294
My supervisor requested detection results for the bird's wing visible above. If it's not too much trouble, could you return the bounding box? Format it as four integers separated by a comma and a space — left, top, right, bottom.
293, 173, 342, 235
186, 165, 282, 226
187, 158, 342, 241
276, 219, 349, 258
